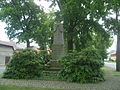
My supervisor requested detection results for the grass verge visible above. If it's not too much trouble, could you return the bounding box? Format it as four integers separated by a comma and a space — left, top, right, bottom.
0, 84, 66, 90
102, 66, 120, 76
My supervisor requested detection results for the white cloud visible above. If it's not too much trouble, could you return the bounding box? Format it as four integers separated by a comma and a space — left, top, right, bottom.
0, 21, 9, 41
34, 0, 59, 12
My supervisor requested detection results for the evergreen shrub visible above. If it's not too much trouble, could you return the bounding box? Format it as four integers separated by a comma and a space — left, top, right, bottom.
59, 47, 104, 83
38, 50, 51, 64
3, 48, 44, 79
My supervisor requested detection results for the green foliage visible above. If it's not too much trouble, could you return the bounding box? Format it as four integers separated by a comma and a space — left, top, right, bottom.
38, 50, 51, 64
59, 47, 104, 83
0, 0, 46, 47
3, 48, 44, 79
109, 58, 116, 62
103, 0, 120, 71
33, 11, 55, 49
47, 0, 111, 52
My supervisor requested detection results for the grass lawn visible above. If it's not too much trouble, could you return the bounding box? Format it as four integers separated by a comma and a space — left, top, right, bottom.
102, 66, 120, 76
0, 84, 66, 90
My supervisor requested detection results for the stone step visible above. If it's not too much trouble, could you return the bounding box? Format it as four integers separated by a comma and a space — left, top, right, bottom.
43, 70, 58, 74
44, 60, 61, 68
44, 64, 61, 69
44, 67, 61, 71
46, 60, 61, 67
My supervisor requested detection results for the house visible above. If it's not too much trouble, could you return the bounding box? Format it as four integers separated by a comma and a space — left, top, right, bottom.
109, 50, 116, 61
0, 40, 51, 65
0, 40, 25, 65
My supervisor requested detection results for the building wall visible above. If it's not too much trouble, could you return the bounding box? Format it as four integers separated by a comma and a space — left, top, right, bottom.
0, 45, 14, 65
111, 56, 116, 61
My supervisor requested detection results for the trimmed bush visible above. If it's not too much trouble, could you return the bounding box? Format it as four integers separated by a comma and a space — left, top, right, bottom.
3, 48, 44, 79
59, 47, 104, 83
37, 50, 51, 64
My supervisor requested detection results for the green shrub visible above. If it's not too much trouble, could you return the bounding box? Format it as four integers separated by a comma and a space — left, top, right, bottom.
59, 47, 104, 83
38, 50, 51, 64
3, 48, 44, 79
109, 58, 116, 62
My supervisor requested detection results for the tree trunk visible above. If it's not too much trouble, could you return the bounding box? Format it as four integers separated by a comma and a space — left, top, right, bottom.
67, 29, 73, 52
67, 38, 73, 52
75, 40, 81, 51
116, 35, 120, 71
26, 39, 30, 48
115, 6, 120, 71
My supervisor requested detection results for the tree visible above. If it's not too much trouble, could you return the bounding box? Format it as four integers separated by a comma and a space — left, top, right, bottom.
33, 11, 55, 49
45, 0, 111, 54
0, 0, 44, 47
104, 0, 120, 71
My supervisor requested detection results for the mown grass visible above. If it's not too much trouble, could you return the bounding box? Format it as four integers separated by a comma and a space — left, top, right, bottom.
102, 66, 120, 76
0, 84, 67, 90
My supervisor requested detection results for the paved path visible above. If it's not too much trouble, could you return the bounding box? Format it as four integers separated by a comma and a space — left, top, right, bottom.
104, 62, 116, 69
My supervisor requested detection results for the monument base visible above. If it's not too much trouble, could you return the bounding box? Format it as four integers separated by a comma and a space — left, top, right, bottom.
43, 60, 61, 77
51, 44, 65, 60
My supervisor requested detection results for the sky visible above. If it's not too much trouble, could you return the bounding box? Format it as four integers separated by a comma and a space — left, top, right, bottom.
108, 36, 117, 52
0, 22, 9, 41
0, 0, 57, 47
0, 0, 117, 51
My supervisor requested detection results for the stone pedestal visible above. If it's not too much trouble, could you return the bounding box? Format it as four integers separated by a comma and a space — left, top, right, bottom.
52, 44, 64, 60
44, 19, 64, 75
51, 21, 65, 60
44, 60, 61, 77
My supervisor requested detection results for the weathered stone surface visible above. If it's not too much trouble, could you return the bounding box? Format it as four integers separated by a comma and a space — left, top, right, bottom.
44, 20, 65, 74
52, 44, 64, 60
53, 23, 64, 45
44, 60, 61, 72
52, 21, 65, 60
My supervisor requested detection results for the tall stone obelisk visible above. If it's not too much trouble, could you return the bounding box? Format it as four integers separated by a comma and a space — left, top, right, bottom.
52, 19, 65, 60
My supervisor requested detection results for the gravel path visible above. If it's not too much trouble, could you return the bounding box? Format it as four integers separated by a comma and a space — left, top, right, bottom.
0, 67, 120, 90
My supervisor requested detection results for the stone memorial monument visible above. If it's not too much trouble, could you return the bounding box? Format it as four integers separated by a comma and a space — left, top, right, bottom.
52, 18, 65, 60
44, 18, 65, 73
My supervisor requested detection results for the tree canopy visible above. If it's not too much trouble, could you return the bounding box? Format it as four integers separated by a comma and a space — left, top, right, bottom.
0, 0, 114, 61
0, 0, 45, 47
46, 0, 111, 58
103, 0, 120, 71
